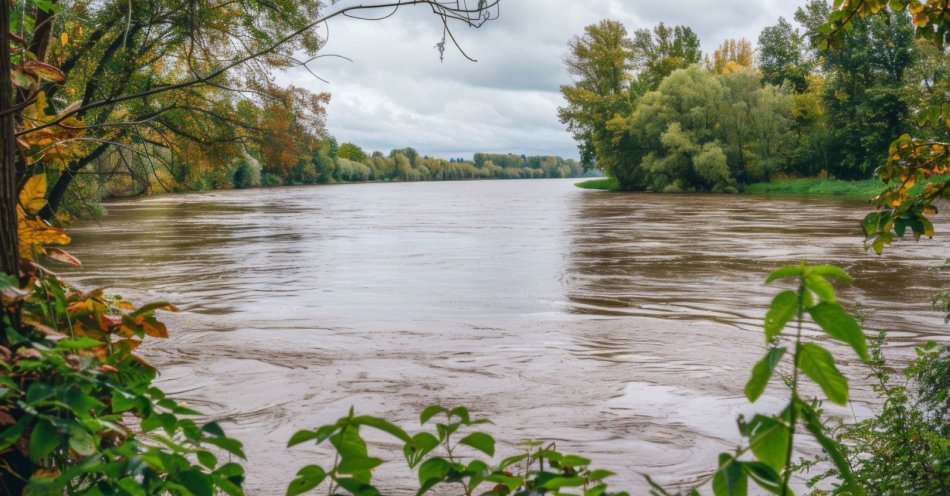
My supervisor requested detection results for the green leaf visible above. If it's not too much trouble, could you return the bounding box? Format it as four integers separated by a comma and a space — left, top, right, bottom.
29, 419, 59, 461
417, 457, 452, 486
745, 415, 789, 472
287, 429, 321, 447
404, 432, 439, 467
804, 274, 836, 303
354, 415, 411, 442
488, 472, 523, 491
765, 265, 803, 283
745, 347, 786, 402
459, 432, 495, 457
0, 417, 30, 452
203, 436, 246, 459
541, 475, 586, 489
420, 405, 447, 424
765, 291, 798, 341
588, 469, 615, 481
808, 302, 868, 362
179, 469, 214, 496
808, 265, 852, 283
338, 456, 384, 474
68, 427, 97, 456
197, 450, 217, 469
56, 337, 103, 349
712, 454, 747, 496
797, 343, 849, 405
560, 454, 591, 467
742, 461, 783, 494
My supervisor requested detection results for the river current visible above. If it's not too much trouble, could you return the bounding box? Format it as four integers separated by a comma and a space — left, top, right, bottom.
63, 178, 949, 493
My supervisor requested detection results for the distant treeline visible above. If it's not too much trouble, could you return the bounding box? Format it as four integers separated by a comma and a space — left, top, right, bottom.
560, 0, 948, 192
264, 143, 592, 186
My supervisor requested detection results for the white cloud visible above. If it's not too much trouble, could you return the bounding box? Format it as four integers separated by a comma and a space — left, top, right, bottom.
276, 0, 809, 160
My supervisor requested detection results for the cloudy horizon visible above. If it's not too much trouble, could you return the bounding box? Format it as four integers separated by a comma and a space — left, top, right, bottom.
276, 0, 810, 161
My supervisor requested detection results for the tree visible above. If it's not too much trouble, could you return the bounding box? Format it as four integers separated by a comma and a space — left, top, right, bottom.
758, 17, 813, 92
706, 38, 754, 75
630, 23, 702, 92
338, 142, 368, 162
557, 19, 636, 171
810, 0, 949, 251
816, 6, 917, 178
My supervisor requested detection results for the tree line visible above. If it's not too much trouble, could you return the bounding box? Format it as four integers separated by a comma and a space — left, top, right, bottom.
559, 0, 948, 192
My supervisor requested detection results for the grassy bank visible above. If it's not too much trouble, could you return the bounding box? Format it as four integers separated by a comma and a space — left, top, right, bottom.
576, 176, 887, 198
743, 178, 886, 198
574, 177, 620, 190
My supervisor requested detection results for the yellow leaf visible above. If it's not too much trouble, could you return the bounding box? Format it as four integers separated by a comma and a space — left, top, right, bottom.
18, 174, 47, 214
60, 32, 68, 45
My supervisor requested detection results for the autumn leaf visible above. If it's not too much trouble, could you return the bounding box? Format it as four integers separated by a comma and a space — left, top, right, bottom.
22, 62, 65, 83
19, 174, 48, 214
17, 206, 70, 258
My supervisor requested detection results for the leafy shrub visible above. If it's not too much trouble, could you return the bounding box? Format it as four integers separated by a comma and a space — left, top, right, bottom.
0, 270, 245, 495
803, 337, 949, 495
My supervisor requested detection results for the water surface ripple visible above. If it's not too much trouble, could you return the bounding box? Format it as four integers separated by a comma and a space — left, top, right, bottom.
63, 179, 949, 493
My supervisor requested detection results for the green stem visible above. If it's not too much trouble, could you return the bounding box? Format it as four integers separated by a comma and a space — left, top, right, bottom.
781, 277, 806, 496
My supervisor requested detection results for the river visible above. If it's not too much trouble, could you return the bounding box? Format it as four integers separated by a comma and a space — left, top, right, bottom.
63, 178, 949, 494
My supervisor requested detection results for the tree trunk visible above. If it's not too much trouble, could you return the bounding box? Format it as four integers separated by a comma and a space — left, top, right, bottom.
1, 1, 19, 280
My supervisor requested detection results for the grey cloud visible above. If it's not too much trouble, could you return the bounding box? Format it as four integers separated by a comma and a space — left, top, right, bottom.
279, 0, 809, 160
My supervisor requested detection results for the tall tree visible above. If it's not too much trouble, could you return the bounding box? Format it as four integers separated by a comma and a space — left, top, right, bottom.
557, 19, 636, 171
807, 3, 918, 178
630, 23, 702, 91
707, 38, 754, 75
758, 17, 813, 92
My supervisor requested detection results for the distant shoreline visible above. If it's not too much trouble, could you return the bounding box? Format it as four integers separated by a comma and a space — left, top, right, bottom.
575, 177, 886, 198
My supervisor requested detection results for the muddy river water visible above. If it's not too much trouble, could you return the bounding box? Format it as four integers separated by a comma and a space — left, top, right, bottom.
63, 178, 948, 493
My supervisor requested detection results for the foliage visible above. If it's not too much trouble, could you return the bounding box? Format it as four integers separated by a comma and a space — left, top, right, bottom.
801, 336, 949, 495
557, 19, 638, 171
706, 38, 754, 75
630, 23, 702, 92
806, 0, 950, 250
561, 4, 940, 194
758, 18, 813, 93
0, 269, 246, 495
287, 407, 628, 496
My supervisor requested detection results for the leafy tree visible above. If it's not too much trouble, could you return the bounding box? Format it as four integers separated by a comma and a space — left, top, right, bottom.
813, 5, 918, 179
557, 19, 637, 171
758, 17, 813, 92
630, 23, 702, 92
706, 38, 754, 75
337, 143, 368, 162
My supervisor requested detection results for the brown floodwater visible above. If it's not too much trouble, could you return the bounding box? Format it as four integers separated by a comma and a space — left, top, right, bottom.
62, 178, 948, 494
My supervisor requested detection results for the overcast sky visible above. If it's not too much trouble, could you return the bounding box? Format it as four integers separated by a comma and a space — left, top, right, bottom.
276, 0, 810, 160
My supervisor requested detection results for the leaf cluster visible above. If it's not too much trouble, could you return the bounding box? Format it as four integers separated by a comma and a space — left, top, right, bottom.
287, 406, 627, 496
0, 271, 246, 495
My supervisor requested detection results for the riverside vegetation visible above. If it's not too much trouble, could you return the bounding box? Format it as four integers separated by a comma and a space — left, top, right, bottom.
1, 0, 949, 495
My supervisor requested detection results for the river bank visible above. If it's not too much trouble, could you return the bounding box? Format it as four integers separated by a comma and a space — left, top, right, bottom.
574, 177, 887, 198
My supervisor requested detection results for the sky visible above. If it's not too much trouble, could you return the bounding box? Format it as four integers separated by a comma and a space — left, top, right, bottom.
276, 0, 810, 160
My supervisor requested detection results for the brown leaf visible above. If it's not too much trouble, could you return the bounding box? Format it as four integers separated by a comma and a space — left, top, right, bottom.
22, 61, 65, 83
0, 410, 16, 426
45, 248, 81, 266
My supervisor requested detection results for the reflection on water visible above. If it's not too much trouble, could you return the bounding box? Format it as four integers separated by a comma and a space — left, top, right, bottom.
62, 179, 948, 493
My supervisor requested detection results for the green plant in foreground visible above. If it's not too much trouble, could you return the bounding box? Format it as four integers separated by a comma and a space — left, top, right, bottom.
286, 406, 626, 496
0, 270, 246, 495
287, 263, 871, 496
801, 335, 949, 495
